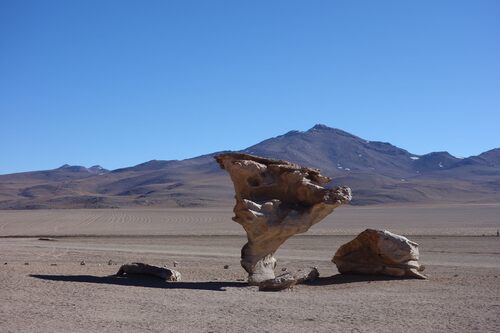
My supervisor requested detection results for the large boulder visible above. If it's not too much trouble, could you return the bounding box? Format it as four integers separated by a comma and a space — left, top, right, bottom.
215, 153, 351, 284
333, 229, 426, 279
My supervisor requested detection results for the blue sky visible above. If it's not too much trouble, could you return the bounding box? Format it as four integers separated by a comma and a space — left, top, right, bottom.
1, 0, 499, 174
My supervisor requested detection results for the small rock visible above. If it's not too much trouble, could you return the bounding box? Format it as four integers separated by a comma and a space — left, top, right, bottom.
50, 263, 57, 266
173, 261, 179, 267
259, 273, 296, 292
223, 265, 229, 269
108, 260, 115, 265
3, 262, 7, 265
80, 260, 86, 266
117, 262, 181, 281
38, 237, 55, 241
24, 262, 29, 265
294, 267, 319, 284
281, 267, 287, 271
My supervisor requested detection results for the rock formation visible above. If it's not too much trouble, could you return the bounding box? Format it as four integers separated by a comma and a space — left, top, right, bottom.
116, 263, 181, 281
215, 153, 351, 284
333, 229, 426, 279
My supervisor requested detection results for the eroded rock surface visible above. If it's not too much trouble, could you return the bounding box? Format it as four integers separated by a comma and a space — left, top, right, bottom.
333, 229, 426, 279
215, 153, 351, 284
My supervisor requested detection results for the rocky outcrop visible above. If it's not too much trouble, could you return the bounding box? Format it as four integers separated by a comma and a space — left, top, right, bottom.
215, 153, 351, 284
116, 263, 181, 281
333, 229, 426, 279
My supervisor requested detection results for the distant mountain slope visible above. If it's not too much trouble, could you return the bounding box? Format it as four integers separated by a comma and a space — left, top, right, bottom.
1, 125, 499, 208
244, 124, 417, 177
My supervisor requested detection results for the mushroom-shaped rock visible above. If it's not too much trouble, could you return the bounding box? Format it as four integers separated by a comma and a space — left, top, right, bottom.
333, 229, 426, 279
215, 153, 351, 284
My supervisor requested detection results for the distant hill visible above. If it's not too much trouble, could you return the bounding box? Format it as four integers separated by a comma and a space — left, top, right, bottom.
1, 125, 499, 209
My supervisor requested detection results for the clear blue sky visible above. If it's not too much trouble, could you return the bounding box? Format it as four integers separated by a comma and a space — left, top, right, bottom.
1, 0, 499, 174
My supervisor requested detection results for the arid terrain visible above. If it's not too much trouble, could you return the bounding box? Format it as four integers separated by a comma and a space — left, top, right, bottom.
1, 204, 499, 332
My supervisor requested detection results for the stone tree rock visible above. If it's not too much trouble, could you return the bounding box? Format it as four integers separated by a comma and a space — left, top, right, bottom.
215, 153, 351, 285
333, 229, 426, 279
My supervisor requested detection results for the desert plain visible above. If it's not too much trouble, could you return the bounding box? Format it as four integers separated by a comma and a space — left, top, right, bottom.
1, 204, 499, 332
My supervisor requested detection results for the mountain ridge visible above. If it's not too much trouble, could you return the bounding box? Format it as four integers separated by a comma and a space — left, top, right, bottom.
1, 125, 499, 209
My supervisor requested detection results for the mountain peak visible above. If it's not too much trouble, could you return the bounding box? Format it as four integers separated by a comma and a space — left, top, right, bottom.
310, 124, 332, 131
307, 124, 359, 140
56, 164, 108, 174
88, 165, 109, 174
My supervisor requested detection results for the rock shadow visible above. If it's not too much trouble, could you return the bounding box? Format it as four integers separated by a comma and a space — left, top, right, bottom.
30, 274, 248, 291
307, 273, 416, 286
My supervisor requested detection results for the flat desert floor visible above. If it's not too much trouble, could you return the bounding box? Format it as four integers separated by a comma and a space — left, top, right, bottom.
1, 204, 499, 332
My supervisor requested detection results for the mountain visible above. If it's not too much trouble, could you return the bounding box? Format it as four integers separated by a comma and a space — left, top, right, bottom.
1, 125, 499, 209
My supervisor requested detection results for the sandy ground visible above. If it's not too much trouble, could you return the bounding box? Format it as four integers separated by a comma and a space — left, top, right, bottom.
1, 205, 499, 332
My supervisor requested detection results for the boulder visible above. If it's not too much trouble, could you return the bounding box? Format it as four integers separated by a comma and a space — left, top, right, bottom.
215, 153, 351, 284
333, 229, 426, 279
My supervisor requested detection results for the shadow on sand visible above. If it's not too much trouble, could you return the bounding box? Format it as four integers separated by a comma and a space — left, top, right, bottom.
307, 273, 413, 286
31, 273, 408, 291
30, 274, 248, 291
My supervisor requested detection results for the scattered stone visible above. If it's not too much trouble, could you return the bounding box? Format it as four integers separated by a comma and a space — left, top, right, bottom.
80, 260, 86, 266
117, 262, 181, 281
281, 267, 287, 271
333, 229, 427, 279
259, 273, 296, 291
223, 265, 229, 269
50, 263, 57, 266
4, 262, 7, 265
38, 237, 55, 241
294, 267, 320, 284
24, 262, 29, 265
259, 267, 320, 292
107, 260, 115, 265
173, 261, 179, 267
215, 153, 351, 285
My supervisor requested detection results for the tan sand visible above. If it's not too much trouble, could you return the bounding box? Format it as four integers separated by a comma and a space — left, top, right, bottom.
1, 205, 499, 332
